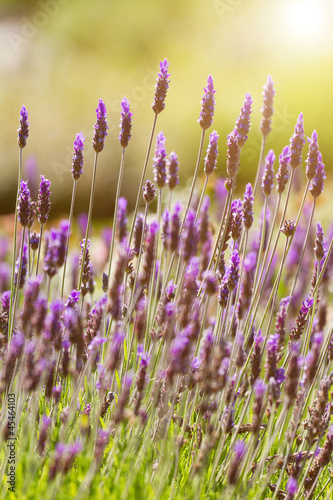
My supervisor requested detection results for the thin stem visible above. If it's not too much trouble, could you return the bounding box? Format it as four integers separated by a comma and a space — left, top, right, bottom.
127, 113, 158, 248
253, 135, 266, 199
8, 148, 23, 342
78, 151, 99, 291
107, 147, 126, 279
194, 175, 209, 223
61, 180, 77, 300
35, 224, 44, 276
10, 227, 26, 334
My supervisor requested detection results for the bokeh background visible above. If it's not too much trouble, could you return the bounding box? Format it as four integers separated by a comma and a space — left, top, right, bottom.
0, 0, 333, 218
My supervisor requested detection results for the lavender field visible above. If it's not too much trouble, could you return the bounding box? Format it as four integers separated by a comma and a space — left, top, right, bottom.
0, 59, 333, 499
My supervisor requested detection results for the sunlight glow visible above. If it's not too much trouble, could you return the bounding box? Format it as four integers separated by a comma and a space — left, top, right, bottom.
286, 0, 325, 37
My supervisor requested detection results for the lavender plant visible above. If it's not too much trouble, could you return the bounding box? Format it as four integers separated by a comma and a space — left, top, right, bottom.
1, 61, 333, 500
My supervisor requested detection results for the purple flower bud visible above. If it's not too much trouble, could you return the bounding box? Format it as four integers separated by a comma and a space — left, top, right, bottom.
231, 199, 243, 241
228, 440, 246, 485
225, 250, 240, 292
314, 222, 325, 263
30, 232, 39, 252
143, 179, 157, 204
37, 175, 51, 225
181, 210, 198, 262
153, 132, 167, 189
14, 244, 28, 289
167, 152, 179, 190
117, 197, 128, 243
286, 477, 298, 498
198, 75, 216, 130
276, 145, 291, 194
290, 298, 314, 341
218, 281, 229, 309
18, 180, 31, 228
234, 93, 253, 147
262, 150, 275, 197
170, 202, 182, 252
202, 270, 218, 296
204, 130, 219, 177
306, 130, 319, 181
140, 221, 159, 286
281, 219, 296, 238
226, 131, 240, 182
152, 59, 170, 115
161, 208, 170, 251
71, 132, 85, 180
1, 290, 10, 313
119, 98, 132, 148
260, 75, 275, 137
289, 113, 306, 170
133, 213, 146, 256
92, 99, 108, 153
18, 105, 29, 149
309, 153, 326, 198
254, 377, 266, 399
242, 183, 254, 230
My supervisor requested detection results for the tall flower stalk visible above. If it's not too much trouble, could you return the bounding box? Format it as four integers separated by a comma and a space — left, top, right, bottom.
78, 99, 108, 292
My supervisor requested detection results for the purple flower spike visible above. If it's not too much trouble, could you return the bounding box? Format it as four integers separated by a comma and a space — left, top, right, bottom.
310, 153, 326, 198
243, 183, 254, 230
234, 92, 253, 147
181, 209, 198, 263
254, 378, 266, 399
228, 440, 246, 485
167, 152, 179, 190
289, 113, 306, 170
262, 150, 275, 197
152, 58, 170, 115
314, 222, 325, 262
38, 175, 51, 225
170, 201, 182, 252
92, 99, 108, 153
18, 105, 29, 149
260, 75, 275, 137
306, 130, 319, 181
231, 199, 243, 241
18, 180, 31, 228
72, 132, 85, 180
204, 130, 219, 177
119, 97, 132, 148
117, 197, 128, 243
226, 131, 240, 183
143, 179, 157, 204
286, 477, 298, 498
276, 146, 291, 194
225, 250, 240, 292
153, 132, 167, 189
198, 75, 216, 130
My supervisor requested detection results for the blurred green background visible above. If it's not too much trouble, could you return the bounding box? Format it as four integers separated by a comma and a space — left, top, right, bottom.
0, 0, 333, 217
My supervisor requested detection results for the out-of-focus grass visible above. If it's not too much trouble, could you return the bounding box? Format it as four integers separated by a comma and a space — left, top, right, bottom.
0, 0, 333, 216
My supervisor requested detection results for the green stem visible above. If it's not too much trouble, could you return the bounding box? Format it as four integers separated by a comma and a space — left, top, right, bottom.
78, 151, 99, 291
107, 147, 126, 279
61, 180, 77, 299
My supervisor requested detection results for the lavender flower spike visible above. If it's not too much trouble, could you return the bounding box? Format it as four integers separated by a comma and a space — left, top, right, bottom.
18, 105, 29, 149
314, 222, 325, 263
289, 113, 306, 170
153, 132, 167, 189
181, 209, 199, 263
276, 146, 291, 194
37, 175, 51, 225
260, 75, 275, 137
242, 183, 254, 230
92, 99, 108, 153
152, 58, 170, 115
234, 92, 253, 147
225, 250, 240, 292
167, 152, 179, 190
18, 180, 31, 228
119, 97, 132, 148
198, 75, 216, 130
71, 132, 85, 180
226, 131, 240, 183
261, 150, 275, 197
305, 129, 319, 181
204, 130, 219, 177
309, 153, 326, 198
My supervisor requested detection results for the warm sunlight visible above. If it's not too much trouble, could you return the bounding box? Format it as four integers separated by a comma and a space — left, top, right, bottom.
286, 0, 326, 37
